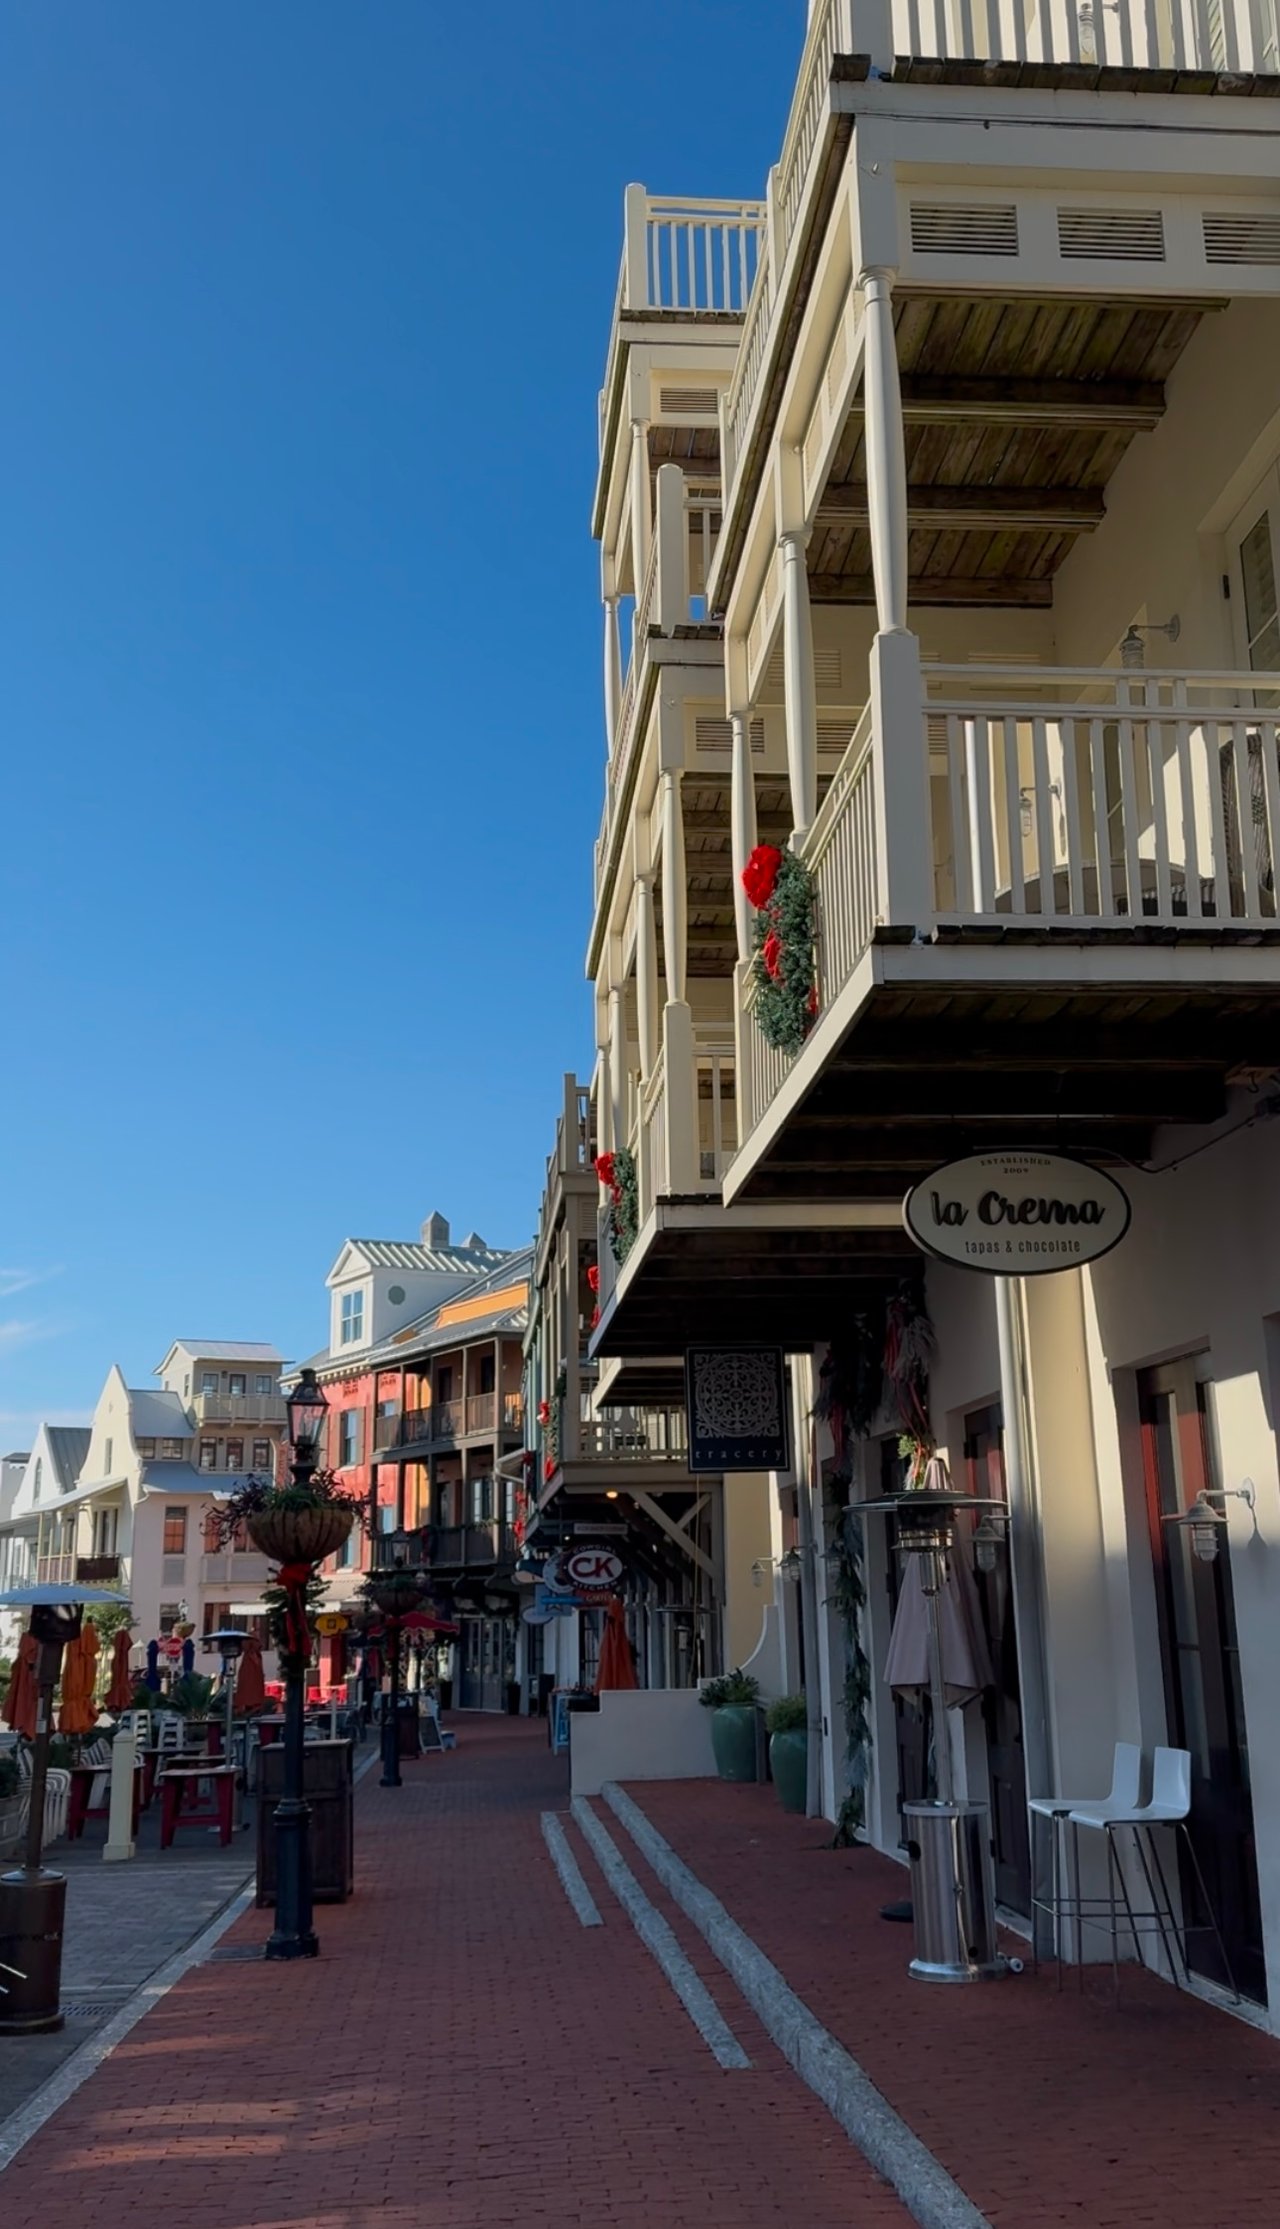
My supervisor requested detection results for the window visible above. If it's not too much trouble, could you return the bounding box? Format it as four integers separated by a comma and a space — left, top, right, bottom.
136, 1437, 156, 1459
158, 1602, 182, 1635
32, 1458, 42, 1501
437, 1366, 454, 1403
203, 1601, 231, 1635
226, 1438, 244, 1470
201, 1372, 218, 1395
199, 1442, 218, 1471
203, 1510, 221, 1552
340, 1291, 364, 1346
479, 1354, 496, 1395
255, 1374, 274, 1396
163, 1509, 187, 1556
183, 1373, 190, 1398
104, 1438, 113, 1474
252, 1439, 270, 1470
336, 1528, 355, 1570
232, 1519, 250, 1552
159, 1437, 184, 1460
229, 1374, 246, 1398
338, 1410, 361, 1468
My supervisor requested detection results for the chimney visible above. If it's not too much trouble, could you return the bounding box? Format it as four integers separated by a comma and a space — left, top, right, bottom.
422, 1211, 450, 1249
461, 1230, 486, 1251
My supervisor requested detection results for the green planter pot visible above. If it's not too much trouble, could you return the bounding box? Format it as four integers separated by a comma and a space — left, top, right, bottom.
709, 1705, 758, 1783
769, 1728, 808, 1813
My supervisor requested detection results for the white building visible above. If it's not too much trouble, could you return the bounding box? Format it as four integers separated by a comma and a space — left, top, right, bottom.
577, 0, 1280, 2023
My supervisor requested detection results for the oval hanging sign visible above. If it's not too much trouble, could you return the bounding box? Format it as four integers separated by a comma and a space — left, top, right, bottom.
559, 1546, 625, 1592
903, 1151, 1130, 1276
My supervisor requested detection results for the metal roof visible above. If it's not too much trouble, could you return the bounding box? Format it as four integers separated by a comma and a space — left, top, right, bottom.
159, 1339, 284, 1364
127, 1389, 192, 1440
139, 1465, 257, 1496
45, 1427, 91, 1496
344, 1241, 512, 1274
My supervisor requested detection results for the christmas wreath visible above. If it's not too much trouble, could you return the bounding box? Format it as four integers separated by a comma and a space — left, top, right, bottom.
741, 844, 818, 1055
595, 1148, 638, 1264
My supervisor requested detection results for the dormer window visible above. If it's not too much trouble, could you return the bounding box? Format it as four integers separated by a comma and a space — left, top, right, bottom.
340, 1291, 364, 1346
229, 1374, 246, 1398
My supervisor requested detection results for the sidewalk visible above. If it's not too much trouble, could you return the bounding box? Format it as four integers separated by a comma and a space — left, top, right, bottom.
616, 1776, 1280, 2229
0, 1721, 915, 2229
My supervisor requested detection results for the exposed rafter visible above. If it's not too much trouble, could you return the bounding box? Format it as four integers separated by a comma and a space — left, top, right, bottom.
816, 484, 1105, 532
810, 573, 1054, 607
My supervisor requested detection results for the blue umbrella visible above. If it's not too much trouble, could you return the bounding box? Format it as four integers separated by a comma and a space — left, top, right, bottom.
145, 1638, 161, 1692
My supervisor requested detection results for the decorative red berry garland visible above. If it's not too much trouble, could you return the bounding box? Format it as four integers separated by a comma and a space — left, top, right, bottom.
740, 843, 818, 1054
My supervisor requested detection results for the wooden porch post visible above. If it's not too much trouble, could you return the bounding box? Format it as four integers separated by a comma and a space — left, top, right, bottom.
730, 708, 759, 962
780, 531, 818, 843
630, 418, 652, 599
635, 871, 659, 1080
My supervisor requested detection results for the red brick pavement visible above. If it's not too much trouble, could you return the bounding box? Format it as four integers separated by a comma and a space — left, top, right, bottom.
629, 1777, 1280, 2229
0, 1723, 915, 2229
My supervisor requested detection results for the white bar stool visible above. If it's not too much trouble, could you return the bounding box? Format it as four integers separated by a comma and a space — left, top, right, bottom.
1069, 1746, 1238, 2001
1028, 1742, 1141, 1982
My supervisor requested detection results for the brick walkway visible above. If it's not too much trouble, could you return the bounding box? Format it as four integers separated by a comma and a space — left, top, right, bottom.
627, 1776, 1280, 2229
0, 1723, 914, 2228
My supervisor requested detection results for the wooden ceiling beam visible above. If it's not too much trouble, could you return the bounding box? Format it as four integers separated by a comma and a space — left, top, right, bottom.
811, 574, 1054, 607
818, 484, 1106, 532
856, 375, 1165, 428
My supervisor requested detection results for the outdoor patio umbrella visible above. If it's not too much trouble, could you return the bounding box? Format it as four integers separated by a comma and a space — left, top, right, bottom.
2, 1633, 38, 1739
233, 1634, 266, 1712
58, 1624, 100, 1735
144, 1639, 161, 1691
884, 1547, 993, 1709
595, 1596, 638, 1693
105, 1629, 134, 1712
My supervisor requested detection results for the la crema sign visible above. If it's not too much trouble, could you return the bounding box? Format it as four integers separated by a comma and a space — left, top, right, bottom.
903, 1151, 1131, 1276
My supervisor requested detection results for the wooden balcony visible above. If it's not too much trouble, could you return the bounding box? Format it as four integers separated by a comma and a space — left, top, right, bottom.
75, 1554, 124, 1585
36, 1555, 76, 1585
727, 658, 1280, 1204
370, 1522, 516, 1572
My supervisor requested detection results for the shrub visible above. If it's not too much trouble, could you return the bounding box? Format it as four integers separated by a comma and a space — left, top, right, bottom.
698, 1669, 760, 1710
765, 1693, 808, 1735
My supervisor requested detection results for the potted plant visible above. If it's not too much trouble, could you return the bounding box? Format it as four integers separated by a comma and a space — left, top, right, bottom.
765, 1693, 809, 1813
698, 1669, 761, 1783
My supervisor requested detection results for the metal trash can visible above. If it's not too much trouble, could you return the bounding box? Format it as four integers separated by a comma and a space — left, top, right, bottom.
0, 1869, 68, 2033
903, 1801, 1003, 1982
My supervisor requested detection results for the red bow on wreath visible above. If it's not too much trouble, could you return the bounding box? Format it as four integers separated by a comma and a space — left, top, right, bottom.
762, 930, 783, 983
594, 1151, 617, 1193
741, 843, 783, 909
277, 1562, 316, 1661
587, 1263, 600, 1294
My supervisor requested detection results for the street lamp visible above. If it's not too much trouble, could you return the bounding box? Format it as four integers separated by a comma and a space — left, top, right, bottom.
265, 1371, 329, 1963
367, 1543, 424, 1790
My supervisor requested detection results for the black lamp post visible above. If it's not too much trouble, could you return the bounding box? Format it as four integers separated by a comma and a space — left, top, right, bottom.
265, 1368, 328, 1962
368, 1544, 423, 1789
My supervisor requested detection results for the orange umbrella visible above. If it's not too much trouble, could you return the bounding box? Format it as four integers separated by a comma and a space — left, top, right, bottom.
234, 1635, 266, 1712
105, 1629, 134, 1712
2, 1633, 38, 1739
595, 1597, 638, 1693
58, 1625, 100, 1736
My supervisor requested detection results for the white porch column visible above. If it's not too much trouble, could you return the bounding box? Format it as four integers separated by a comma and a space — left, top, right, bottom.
780, 531, 818, 844
660, 769, 687, 1005
597, 1040, 613, 1155
860, 267, 909, 635
608, 983, 626, 1149
603, 594, 622, 753
629, 418, 652, 599
635, 872, 659, 1080
729, 708, 759, 963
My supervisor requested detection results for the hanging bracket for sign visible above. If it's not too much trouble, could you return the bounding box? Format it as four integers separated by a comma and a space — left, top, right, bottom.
903, 1151, 1131, 1276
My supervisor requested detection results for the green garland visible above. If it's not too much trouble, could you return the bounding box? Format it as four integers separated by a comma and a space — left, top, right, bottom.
601, 1147, 639, 1263
826, 1508, 871, 1847
750, 850, 817, 1056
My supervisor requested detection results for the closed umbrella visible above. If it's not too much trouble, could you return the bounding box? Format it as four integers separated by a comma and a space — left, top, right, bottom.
2, 1633, 38, 1739
144, 1639, 161, 1691
58, 1625, 100, 1736
105, 1629, 134, 1713
595, 1597, 638, 1693
234, 1634, 266, 1713
884, 1550, 993, 1708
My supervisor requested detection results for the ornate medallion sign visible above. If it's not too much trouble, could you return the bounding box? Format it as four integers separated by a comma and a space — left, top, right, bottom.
904, 1152, 1131, 1276
559, 1546, 625, 1592
684, 1347, 788, 1473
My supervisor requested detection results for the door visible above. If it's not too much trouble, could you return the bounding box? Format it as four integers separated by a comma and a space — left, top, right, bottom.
1138, 1358, 1265, 2001
457, 1617, 483, 1709
964, 1404, 1032, 1917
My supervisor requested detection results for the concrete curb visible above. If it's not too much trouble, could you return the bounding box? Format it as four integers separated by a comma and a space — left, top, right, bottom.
602, 1782, 992, 2229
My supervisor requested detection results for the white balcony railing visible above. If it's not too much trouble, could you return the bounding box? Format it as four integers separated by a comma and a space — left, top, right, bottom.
722, 0, 1280, 511
737, 662, 1280, 1145
618, 190, 766, 317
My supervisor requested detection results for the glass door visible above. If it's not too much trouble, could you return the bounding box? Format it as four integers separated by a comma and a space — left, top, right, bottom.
1138, 1358, 1265, 2000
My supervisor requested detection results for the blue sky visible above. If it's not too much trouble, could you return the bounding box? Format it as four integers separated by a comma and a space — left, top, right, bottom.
0, 0, 801, 1435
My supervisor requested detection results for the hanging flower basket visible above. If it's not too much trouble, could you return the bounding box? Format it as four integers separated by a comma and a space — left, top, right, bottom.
246, 1504, 356, 1567
741, 845, 818, 1056
595, 1149, 638, 1264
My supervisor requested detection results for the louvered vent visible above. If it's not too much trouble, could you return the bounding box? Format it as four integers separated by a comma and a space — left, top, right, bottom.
762, 646, 843, 697
1057, 208, 1165, 261
659, 387, 719, 415
694, 716, 765, 752
927, 714, 950, 768
1203, 212, 1280, 266
909, 202, 1018, 257
817, 719, 857, 756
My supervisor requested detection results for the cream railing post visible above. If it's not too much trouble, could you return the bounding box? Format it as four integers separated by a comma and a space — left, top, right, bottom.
870, 631, 933, 928
603, 559, 622, 755
655, 463, 688, 634
730, 707, 759, 962
860, 267, 909, 636
629, 418, 652, 600
659, 764, 697, 1191
636, 872, 659, 1081
104, 1728, 137, 1864
622, 182, 649, 309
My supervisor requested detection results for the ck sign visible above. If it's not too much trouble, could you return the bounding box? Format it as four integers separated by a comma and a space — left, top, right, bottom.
561, 1546, 625, 1592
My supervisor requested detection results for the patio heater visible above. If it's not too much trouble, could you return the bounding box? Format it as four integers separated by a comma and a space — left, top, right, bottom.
849, 1468, 1008, 1984
0, 1580, 129, 2032
205, 1629, 248, 1824
365, 1534, 426, 1789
